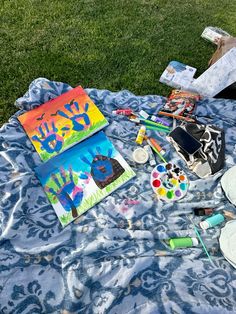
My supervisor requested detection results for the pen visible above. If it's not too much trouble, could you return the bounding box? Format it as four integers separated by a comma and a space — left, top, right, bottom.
158, 111, 196, 123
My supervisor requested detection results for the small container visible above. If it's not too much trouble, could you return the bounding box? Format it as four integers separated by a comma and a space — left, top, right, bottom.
199, 213, 225, 230
169, 237, 198, 249
135, 126, 146, 145
132, 147, 149, 164
194, 208, 214, 216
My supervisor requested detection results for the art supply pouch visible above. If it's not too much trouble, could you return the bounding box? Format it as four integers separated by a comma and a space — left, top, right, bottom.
167, 123, 225, 178
161, 90, 200, 117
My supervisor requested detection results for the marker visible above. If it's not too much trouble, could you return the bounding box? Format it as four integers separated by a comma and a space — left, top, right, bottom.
112, 109, 133, 116
158, 111, 196, 123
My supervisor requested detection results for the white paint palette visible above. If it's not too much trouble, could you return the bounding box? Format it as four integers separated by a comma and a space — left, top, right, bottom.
150, 163, 189, 202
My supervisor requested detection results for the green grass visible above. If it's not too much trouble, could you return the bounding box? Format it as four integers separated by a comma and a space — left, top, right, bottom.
59, 168, 135, 226
1, 0, 236, 126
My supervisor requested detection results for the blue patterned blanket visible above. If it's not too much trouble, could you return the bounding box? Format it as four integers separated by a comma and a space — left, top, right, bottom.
0, 78, 236, 313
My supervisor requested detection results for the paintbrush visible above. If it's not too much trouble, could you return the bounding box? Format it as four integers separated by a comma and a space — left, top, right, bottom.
188, 216, 214, 266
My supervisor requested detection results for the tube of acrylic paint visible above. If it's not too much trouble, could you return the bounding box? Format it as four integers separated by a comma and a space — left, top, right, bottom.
144, 145, 156, 166
199, 213, 225, 230
169, 237, 199, 249
112, 109, 133, 116
148, 138, 165, 155
151, 115, 170, 127
194, 208, 214, 216
135, 126, 146, 145
139, 110, 149, 119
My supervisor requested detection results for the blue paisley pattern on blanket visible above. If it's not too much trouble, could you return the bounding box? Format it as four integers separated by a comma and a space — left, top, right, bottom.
0, 78, 236, 313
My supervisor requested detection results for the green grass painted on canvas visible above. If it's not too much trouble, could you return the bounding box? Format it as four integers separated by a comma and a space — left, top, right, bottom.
45, 171, 79, 204
1, 0, 236, 126
63, 119, 108, 147
39, 119, 108, 161
60, 211, 73, 226
57, 168, 135, 226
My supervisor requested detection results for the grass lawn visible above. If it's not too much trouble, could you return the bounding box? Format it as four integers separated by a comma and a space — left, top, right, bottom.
1, 0, 236, 125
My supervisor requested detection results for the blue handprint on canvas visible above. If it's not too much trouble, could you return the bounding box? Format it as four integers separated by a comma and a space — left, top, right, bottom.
32, 121, 64, 154
58, 100, 91, 132
81, 147, 125, 189
45, 167, 90, 218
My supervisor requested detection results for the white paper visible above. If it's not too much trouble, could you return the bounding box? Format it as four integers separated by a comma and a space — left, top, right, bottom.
159, 61, 196, 89
191, 48, 236, 97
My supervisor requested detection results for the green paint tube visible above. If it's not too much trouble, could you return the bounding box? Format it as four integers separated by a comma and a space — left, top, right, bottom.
169, 237, 198, 249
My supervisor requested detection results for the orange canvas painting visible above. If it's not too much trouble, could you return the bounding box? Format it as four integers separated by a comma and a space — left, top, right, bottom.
18, 86, 109, 161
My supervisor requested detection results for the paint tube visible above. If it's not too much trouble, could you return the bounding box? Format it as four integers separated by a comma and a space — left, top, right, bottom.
147, 138, 165, 155
169, 237, 199, 249
112, 109, 133, 116
139, 110, 149, 119
199, 213, 225, 230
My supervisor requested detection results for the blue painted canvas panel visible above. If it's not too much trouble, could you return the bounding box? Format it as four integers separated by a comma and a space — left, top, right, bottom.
35, 131, 136, 227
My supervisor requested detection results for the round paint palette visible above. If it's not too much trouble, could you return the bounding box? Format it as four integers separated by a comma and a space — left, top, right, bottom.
150, 163, 189, 202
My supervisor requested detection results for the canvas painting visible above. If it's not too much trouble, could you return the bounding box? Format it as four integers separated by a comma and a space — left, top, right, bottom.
35, 132, 136, 227
18, 86, 109, 161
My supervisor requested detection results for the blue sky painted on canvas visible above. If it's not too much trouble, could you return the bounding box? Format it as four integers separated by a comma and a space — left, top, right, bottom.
35, 131, 117, 185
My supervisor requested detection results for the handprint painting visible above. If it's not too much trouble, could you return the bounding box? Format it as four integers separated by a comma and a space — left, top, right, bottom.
35, 132, 135, 227
18, 86, 109, 161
